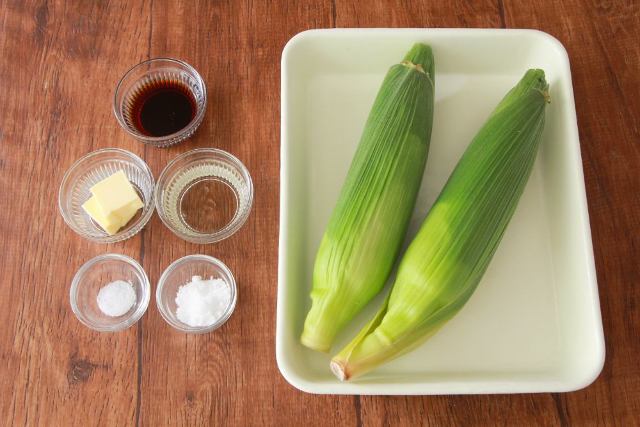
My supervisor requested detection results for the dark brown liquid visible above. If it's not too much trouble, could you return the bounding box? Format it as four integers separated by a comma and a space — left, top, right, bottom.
129, 79, 196, 137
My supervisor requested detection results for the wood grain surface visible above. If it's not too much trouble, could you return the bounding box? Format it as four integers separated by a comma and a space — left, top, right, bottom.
1, 0, 638, 425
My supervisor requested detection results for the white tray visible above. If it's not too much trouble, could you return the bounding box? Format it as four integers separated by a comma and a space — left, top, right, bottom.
277, 29, 604, 395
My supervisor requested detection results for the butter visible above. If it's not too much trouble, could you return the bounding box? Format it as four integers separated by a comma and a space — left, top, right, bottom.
83, 170, 144, 235
82, 196, 123, 235
90, 170, 144, 218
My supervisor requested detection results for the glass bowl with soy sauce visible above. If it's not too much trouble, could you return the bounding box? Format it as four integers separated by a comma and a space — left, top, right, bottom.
113, 58, 207, 147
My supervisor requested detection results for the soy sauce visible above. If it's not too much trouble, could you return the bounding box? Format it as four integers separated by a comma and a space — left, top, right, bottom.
129, 79, 196, 137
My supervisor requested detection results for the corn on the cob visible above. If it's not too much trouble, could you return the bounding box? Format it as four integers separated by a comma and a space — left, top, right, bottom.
301, 44, 436, 352
331, 69, 550, 380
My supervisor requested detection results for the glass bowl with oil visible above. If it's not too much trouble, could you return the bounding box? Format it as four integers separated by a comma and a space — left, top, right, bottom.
58, 148, 155, 243
155, 148, 253, 244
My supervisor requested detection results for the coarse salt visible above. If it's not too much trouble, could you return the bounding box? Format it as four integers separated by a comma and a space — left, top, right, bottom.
97, 280, 137, 317
175, 275, 231, 327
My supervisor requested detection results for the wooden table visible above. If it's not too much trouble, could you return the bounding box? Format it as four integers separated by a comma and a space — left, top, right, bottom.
1, 1, 638, 425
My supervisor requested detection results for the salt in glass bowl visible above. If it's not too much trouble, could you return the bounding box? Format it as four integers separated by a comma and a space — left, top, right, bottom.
70, 254, 150, 332
156, 255, 237, 334
154, 148, 253, 244
58, 148, 155, 243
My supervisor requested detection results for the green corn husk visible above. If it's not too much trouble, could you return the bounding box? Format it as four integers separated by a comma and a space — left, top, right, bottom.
301, 44, 436, 352
331, 69, 550, 379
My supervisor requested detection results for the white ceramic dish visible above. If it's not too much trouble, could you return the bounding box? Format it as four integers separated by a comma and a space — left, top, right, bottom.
277, 29, 604, 395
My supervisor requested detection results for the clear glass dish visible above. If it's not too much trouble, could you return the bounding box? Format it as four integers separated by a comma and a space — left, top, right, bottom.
156, 255, 237, 334
113, 58, 207, 147
58, 148, 155, 243
70, 254, 150, 332
155, 148, 253, 244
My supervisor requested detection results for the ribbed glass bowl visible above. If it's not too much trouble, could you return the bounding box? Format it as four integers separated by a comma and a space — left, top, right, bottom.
58, 148, 155, 243
113, 58, 207, 148
70, 254, 150, 332
155, 148, 253, 243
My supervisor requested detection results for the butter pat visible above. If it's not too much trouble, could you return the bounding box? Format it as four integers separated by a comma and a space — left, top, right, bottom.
82, 196, 123, 235
90, 170, 144, 219
83, 170, 144, 235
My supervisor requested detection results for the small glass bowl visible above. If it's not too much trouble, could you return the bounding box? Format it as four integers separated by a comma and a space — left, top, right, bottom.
70, 254, 150, 332
156, 255, 237, 334
113, 58, 207, 147
155, 148, 253, 244
58, 148, 155, 243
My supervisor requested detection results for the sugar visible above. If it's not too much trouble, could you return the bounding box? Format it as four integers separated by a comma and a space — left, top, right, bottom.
97, 280, 137, 317
175, 275, 231, 327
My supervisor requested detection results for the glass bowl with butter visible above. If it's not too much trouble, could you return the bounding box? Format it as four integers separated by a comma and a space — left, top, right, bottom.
59, 148, 155, 243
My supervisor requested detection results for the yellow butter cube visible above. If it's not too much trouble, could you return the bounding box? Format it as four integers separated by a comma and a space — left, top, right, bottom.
82, 170, 144, 235
82, 196, 123, 235
90, 170, 143, 220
